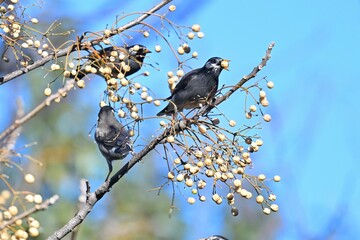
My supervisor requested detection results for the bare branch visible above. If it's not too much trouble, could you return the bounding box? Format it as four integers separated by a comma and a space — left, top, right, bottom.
0, 194, 59, 230
48, 42, 275, 240
0, 79, 75, 142
0, 0, 173, 85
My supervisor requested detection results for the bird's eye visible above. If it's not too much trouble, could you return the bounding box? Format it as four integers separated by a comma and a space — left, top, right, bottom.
210, 59, 217, 64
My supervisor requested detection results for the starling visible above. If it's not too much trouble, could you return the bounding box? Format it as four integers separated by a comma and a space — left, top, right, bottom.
157, 57, 228, 116
204, 235, 229, 240
95, 106, 132, 181
77, 44, 151, 80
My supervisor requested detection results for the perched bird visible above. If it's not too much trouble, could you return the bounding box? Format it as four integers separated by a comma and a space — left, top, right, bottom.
157, 57, 228, 116
203, 235, 229, 240
77, 44, 151, 80
95, 106, 132, 181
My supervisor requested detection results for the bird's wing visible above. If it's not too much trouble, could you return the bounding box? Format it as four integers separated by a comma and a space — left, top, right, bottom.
100, 124, 130, 148
170, 68, 202, 98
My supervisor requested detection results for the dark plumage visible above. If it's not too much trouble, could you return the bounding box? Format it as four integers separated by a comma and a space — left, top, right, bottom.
95, 106, 132, 181
204, 235, 229, 240
157, 57, 228, 116
77, 44, 151, 80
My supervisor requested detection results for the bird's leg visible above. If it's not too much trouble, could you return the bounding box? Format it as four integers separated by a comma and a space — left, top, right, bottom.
105, 160, 113, 182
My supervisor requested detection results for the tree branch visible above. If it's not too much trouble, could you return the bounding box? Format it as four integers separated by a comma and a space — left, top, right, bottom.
47, 42, 275, 240
0, 79, 75, 142
0, 194, 59, 230
0, 0, 173, 85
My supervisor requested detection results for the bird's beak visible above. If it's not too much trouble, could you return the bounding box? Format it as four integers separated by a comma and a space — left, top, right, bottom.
144, 49, 152, 54
221, 59, 230, 71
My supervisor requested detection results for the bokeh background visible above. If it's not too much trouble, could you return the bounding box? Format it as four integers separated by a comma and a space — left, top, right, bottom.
1, 0, 359, 239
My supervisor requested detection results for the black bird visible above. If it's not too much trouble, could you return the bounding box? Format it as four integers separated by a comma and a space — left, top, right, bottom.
77, 44, 151, 80
203, 235, 229, 240
95, 106, 132, 181
157, 57, 228, 116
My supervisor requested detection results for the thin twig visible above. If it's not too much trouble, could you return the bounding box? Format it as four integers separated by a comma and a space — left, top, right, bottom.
0, 194, 60, 230
0, 0, 173, 85
47, 42, 275, 240
0, 79, 75, 142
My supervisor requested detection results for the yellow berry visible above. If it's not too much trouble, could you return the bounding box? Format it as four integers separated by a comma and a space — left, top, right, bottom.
191, 24, 201, 32
77, 79, 85, 88
159, 120, 166, 127
212, 193, 220, 202
104, 29, 111, 36
200, 196, 206, 201
204, 158, 212, 166
167, 172, 175, 180
168, 4, 176, 11
263, 208, 271, 215
259, 90, 266, 98
229, 120, 236, 127
154, 100, 161, 106
25, 194, 34, 203
24, 173, 35, 183
44, 87, 52, 96
176, 69, 184, 77
34, 40, 41, 48
258, 174, 266, 181
143, 31, 150, 38
187, 197, 196, 204
217, 134, 226, 141
256, 195, 264, 204
15, 219, 22, 226
146, 96, 153, 103
21, 42, 29, 48
185, 178, 194, 187
269, 194, 276, 201
263, 114, 271, 122
255, 139, 263, 146
205, 169, 214, 177
141, 92, 148, 100
187, 32, 195, 39
129, 129, 135, 136
273, 175, 281, 182
130, 112, 138, 119
167, 71, 174, 78
267, 81, 274, 89
270, 204, 279, 212
15, 229, 28, 239
167, 135, 175, 143
177, 46, 185, 55
30, 18, 39, 24
198, 124, 207, 134
30, 219, 40, 228
197, 32, 204, 38
192, 51, 198, 58
176, 173, 184, 182
249, 105, 257, 112
117, 109, 125, 118
9, 205, 18, 216
99, 101, 107, 107
174, 158, 181, 164
155, 45, 161, 52
29, 227, 40, 237
34, 194, 43, 204
221, 60, 229, 69
261, 98, 269, 107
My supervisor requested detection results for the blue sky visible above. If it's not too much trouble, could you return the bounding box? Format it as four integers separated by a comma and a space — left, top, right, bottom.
1, 0, 360, 239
